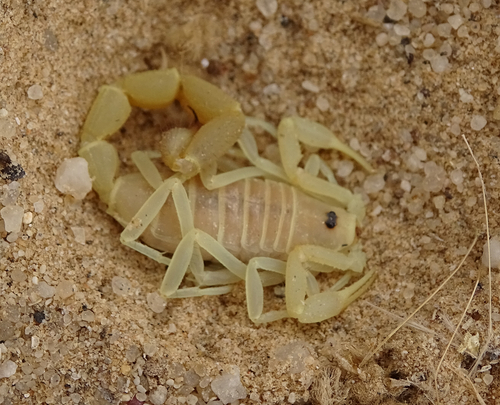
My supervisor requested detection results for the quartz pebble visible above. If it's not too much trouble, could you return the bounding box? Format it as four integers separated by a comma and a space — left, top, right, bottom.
1, 181, 21, 206
71, 226, 86, 245
54, 157, 92, 200
37, 281, 55, 298
387, 0, 407, 21
470, 115, 487, 131
0, 205, 24, 233
56, 280, 74, 299
111, 276, 131, 296
27, 84, 43, 100
255, 0, 277, 18
147, 292, 167, 313
0, 360, 17, 378
149, 385, 168, 405
408, 0, 426, 18
448, 14, 464, 30
430, 55, 450, 73
363, 174, 386, 194
482, 237, 500, 269
336, 161, 354, 178
211, 372, 247, 404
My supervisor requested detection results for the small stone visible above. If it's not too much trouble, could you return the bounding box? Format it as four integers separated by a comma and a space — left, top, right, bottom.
387, 0, 407, 21
483, 0, 492, 8
336, 161, 354, 178
255, 0, 277, 18
483, 374, 494, 385
37, 281, 55, 298
81, 310, 95, 322
315, 96, 330, 112
470, 115, 487, 131
400, 179, 411, 192
394, 24, 410, 36
71, 226, 86, 245
111, 276, 131, 296
482, 237, 500, 269
0, 205, 24, 233
149, 385, 168, 405
301, 80, 319, 93
459, 89, 474, 103
34, 199, 44, 213
408, 0, 426, 18
437, 23, 452, 37
126, 345, 141, 362
211, 372, 247, 404
11, 268, 27, 283
184, 369, 201, 387
363, 174, 386, 194
448, 14, 464, 29
143, 342, 158, 357
0, 360, 17, 378
375, 32, 388, 47
27, 84, 44, 100
147, 292, 167, 314
423, 33, 435, 47
22, 211, 33, 224
450, 169, 463, 185
56, 280, 74, 299
430, 55, 450, 73
54, 157, 92, 200
366, 4, 386, 22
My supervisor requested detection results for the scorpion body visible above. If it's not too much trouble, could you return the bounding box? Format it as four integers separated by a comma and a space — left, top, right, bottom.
111, 173, 355, 263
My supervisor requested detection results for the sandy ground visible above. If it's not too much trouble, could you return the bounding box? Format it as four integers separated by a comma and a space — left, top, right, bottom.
1, 0, 500, 404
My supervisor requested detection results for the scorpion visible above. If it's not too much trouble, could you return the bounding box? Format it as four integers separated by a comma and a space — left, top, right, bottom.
78, 68, 376, 323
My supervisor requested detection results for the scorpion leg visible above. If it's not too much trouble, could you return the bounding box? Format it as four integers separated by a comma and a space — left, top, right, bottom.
285, 244, 375, 323
245, 257, 289, 323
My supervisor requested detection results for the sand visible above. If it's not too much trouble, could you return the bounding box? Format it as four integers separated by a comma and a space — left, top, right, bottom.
1, 0, 500, 404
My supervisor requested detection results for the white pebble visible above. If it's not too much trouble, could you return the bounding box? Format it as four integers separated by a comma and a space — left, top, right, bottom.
211, 372, 247, 404
27, 84, 44, 100
301, 80, 319, 93
375, 32, 389, 47
449, 123, 461, 136
387, 0, 407, 21
437, 23, 452, 37
423, 33, 435, 47
483, 374, 494, 385
56, 280, 74, 299
430, 55, 450, 73
450, 169, 464, 185
54, 157, 92, 200
336, 160, 354, 178
37, 281, 55, 298
81, 310, 95, 322
483, 0, 492, 8
112, 276, 131, 296
34, 200, 45, 213
255, 0, 277, 18
400, 179, 411, 192
149, 385, 168, 405
394, 24, 410, 36
71, 226, 86, 245
0, 205, 23, 233
448, 15, 464, 30
0, 360, 17, 379
413, 147, 427, 161
22, 211, 33, 224
408, 0, 426, 18
363, 174, 386, 194
482, 237, 500, 269
315, 96, 330, 112
470, 115, 487, 131
147, 292, 167, 314
459, 88, 474, 103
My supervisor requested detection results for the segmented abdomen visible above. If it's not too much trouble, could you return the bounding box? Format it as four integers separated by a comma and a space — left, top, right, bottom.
112, 174, 355, 262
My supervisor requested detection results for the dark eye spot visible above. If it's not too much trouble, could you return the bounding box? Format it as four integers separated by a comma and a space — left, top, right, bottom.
325, 211, 337, 229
